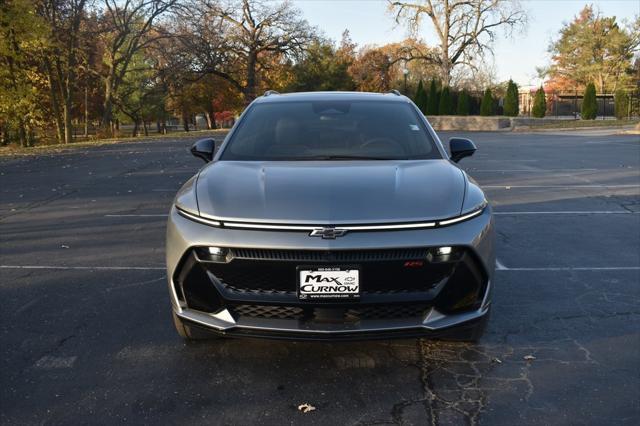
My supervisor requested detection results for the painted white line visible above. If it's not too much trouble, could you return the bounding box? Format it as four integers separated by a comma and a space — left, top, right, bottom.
0, 265, 165, 271
104, 214, 168, 217
497, 267, 640, 271
469, 168, 600, 172
494, 211, 639, 215
495, 259, 507, 271
485, 184, 640, 188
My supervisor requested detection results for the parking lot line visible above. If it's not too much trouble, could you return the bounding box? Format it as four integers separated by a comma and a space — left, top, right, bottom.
484, 184, 640, 188
104, 214, 168, 217
494, 211, 638, 215
497, 266, 640, 271
0, 265, 165, 271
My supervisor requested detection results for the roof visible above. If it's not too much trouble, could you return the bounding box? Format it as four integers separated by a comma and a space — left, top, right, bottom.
253, 91, 410, 104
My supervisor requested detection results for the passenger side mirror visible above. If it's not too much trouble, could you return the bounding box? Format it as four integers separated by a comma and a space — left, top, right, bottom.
449, 138, 476, 163
190, 138, 216, 163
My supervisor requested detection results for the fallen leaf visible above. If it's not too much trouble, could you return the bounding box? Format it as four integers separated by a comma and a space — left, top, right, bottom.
524, 355, 536, 361
61, 244, 70, 249
297, 403, 316, 413
505, 186, 511, 190
492, 357, 502, 364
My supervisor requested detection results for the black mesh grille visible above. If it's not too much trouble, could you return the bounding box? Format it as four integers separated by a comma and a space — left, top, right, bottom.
230, 303, 429, 321
233, 304, 304, 320
231, 248, 429, 262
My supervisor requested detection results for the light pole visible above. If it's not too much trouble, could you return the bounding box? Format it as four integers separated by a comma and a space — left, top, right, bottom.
403, 68, 409, 94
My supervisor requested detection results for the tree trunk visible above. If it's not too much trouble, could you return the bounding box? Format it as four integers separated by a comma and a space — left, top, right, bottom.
132, 120, 139, 137
43, 60, 65, 143
182, 112, 189, 132
102, 73, 114, 133
243, 51, 258, 104
143, 121, 148, 136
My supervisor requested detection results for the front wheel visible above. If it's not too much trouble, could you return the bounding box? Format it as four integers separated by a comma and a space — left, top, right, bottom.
172, 311, 221, 341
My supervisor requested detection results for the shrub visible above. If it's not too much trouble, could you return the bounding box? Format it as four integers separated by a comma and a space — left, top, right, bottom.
414, 80, 428, 114
532, 87, 546, 118
456, 90, 470, 115
581, 83, 597, 120
480, 88, 494, 116
503, 79, 519, 116
614, 89, 629, 120
438, 86, 453, 115
426, 79, 439, 115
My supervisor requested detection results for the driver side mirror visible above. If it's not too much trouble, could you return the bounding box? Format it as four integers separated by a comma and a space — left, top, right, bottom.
190, 138, 216, 163
449, 138, 476, 163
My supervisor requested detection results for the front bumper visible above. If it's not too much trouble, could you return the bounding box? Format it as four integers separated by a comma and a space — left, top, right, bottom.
166, 206, 495, 340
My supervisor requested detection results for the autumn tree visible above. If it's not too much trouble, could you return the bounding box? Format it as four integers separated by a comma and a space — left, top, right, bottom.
349, 47, 392, 92
179, 0, 315, 103
389, 0, 527, 86
0, 0, 49, 146
614, 89, 629, 120
546, 6, 639, 93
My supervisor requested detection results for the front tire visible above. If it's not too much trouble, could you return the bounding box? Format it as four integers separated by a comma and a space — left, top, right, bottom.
172, 311, 221, 340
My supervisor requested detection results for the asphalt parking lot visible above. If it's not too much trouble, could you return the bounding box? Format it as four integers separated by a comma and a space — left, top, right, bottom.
1, 129, 639, 425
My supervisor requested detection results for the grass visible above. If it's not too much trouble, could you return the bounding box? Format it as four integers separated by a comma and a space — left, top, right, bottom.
525, 119, 639, 130
0, 128, 229, 157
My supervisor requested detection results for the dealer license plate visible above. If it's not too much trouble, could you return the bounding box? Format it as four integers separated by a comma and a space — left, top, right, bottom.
297, 267, 360, 301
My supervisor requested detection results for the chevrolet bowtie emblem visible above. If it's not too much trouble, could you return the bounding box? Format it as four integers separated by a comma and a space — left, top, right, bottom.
309, 228, 348, 239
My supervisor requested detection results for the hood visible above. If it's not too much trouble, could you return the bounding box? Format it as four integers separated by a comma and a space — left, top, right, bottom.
196, 160, 465, 224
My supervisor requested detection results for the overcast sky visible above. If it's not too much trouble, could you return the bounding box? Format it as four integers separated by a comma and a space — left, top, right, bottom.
291, 0, 639, 87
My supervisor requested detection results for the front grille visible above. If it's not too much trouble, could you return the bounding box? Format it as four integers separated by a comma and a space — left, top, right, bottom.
231, 248, 429, 262
230, 303, 429, 321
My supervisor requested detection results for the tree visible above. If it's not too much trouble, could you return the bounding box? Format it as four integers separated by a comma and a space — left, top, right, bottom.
614, 89, 629, 120
581, 82, 597, 119
480, 88, 493, 116
99, 0, 178, 134
287, 40, 354, 92
0, 0, 49, 146
414, 79, 427, 113
426, 79, 439, 115
503, 79, 519, 116
546, 6, 640, 93
180, 0, 315, 103
349, 47, 392, 92
456, 89, 470, 115
532, 86, 546, 118
389, 0, 527, 86
438, 86, 452, 115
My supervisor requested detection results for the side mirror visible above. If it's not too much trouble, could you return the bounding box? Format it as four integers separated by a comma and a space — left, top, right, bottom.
449, 137, 476, 163
190, 138, 216, 163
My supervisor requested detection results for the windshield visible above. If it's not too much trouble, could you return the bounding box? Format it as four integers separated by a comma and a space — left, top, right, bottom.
219, 100, 441, 161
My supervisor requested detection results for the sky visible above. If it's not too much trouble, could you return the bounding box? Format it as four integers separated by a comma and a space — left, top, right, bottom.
291, 0, 640, 87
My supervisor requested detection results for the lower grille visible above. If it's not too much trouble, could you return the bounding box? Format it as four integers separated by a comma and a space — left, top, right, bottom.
233, 304, 304, 320
230, 303, 429, 321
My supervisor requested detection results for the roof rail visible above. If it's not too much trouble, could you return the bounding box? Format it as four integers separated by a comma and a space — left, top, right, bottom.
388, 89, 402, 96
263, 90, 280, 97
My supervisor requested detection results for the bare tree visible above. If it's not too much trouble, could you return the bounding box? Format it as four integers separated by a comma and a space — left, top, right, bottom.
178, 0, 315, 103
389, 0, 527, 86
99, 0, 176, 133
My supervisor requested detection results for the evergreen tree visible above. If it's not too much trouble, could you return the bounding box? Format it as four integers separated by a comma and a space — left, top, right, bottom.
456, 90, 470, 115
413, 80, 428, 113
503, 79, 519, 116
532, 86, 546, 118
581, 82, 597, 119
614, 89, 629, 120
480, 88, 494, 116
438, 86, 453, 115
426, 79, 439, 115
